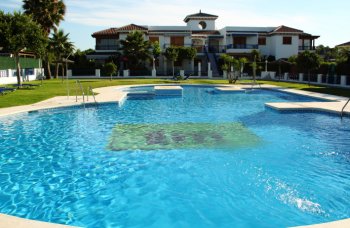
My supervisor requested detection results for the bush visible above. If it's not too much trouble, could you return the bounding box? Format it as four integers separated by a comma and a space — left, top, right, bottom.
103, 62, 117, 80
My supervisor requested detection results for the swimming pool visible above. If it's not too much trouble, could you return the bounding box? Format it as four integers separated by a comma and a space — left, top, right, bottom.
0, 86, 349, 227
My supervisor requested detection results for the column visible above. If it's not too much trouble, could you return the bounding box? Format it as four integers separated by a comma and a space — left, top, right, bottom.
198, 62, 201, 77
302, 39, 305, 50
208, 62, 212, 78
95, 69, 101, 77
341, 75, 347, 87
299, 73, 304, 82
163, 58, 167, 75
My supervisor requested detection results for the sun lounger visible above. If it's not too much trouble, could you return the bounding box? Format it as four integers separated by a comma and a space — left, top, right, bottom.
184, 74, 191, 80
0, 87, 16, 95
12, 83, 40, 88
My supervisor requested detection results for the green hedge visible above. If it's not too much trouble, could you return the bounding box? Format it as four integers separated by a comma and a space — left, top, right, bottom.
0, 56, 40, 70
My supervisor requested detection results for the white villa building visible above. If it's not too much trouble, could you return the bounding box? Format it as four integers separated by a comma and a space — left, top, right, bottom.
88, 11, 319, 76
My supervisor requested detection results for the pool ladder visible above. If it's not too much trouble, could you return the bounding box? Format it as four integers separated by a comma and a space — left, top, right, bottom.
75, 80, 98, 108
87, 86, 98, 106
75, 80, 85, 107
340, 98, 350, 120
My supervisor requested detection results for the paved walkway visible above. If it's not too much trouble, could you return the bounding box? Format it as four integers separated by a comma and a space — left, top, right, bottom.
0, 85, 128, 118
0, 214, 78, 228
1, 84, 349, 117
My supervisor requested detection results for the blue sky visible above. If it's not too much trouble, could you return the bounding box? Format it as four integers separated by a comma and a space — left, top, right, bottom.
1, 0, 349, 50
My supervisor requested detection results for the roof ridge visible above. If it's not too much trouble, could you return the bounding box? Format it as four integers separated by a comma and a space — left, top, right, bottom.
272, 25, 303, 33
118, 24, 148, 31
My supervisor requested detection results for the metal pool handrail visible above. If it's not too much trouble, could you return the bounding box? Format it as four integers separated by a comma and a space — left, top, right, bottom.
88, 86, 98, 106
340, 98, 350, 119
75, 80, 85, 107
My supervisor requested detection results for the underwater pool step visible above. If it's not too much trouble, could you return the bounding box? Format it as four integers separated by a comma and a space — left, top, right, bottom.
214, 87, 246, 93
127, 91, 156, 97
154, 86, 183, 96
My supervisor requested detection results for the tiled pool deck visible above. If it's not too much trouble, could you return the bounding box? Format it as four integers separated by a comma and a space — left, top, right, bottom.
0, 84, 349, 227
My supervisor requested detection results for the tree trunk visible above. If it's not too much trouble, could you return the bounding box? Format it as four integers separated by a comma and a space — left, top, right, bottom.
14, 54, 22, 87
172, 61, 174, 77
308, 70, 310, 86
45, 55, 52, 79
55, 63, 59, 79
61, 63, 65, 83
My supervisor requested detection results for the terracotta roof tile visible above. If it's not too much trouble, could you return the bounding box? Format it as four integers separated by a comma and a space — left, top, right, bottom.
117, 24, 148, 31
184, 11, 218, 22
336, 41, 350, 47
272, 25, 303, 33
92, 28, 118, 37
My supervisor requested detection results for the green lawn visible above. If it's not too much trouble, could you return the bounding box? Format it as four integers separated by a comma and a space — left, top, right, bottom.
0, 78, 349, 108
258, 80, 350, 98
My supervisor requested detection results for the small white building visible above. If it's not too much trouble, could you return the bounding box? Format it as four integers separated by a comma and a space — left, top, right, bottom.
0, 53, 43, 85
88, 11, 319, 76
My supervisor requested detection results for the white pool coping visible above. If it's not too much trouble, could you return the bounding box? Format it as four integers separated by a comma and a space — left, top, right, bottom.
0, 213, 79, 228
0, 83, 349, 227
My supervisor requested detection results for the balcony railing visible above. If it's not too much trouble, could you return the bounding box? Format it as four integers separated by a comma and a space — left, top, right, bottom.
163, 44, 193, 49
299, 46, 316, 51
95, 45, 119, 51
207, 46, 227, 53
163, 44, 226, 53
226, 44, 258, 49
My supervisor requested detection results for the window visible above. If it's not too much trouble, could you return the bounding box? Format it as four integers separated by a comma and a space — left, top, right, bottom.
198, 21, 207, 30
96, 38, 117, 50
258, 37, 266, 45
283, 36, 292, 45
233, 37, 246, 48
170, 36, 184, 46
149, 36, 159, 44
233, 37, 246, 45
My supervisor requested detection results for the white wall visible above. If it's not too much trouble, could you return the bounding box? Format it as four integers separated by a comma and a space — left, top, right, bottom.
246, 36, 258, 45
220, 28, 227, 46
0, 68, 43, 85
258, 37, 270, 57
187, 20, 216, 30
184, 36, 192, 46
270, 35, 299, 59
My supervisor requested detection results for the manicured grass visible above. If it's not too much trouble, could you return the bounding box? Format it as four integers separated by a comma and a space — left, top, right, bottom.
0, 78, 349, 108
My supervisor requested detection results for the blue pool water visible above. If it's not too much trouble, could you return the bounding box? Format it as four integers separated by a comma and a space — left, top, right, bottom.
0, 86, 349, 227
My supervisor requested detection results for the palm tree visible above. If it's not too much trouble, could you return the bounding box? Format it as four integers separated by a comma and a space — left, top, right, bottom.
23, 0, 65, 35
23, 0, 66, 79
49, 29, 74, 78
120, 31, 151, 70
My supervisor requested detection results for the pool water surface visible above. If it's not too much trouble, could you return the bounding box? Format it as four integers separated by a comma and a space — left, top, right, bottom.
0, 86, 349, 227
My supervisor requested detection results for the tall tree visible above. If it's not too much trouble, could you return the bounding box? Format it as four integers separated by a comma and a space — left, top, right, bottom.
23, 0, 66, 79
164, 47, 179, 77
220, 54, 239, 83
49, 29, 74, 78
120, 31, 151, 69
23, 0, 66, 35
151, 41, 161, 70
250, 50, 261, 83
0, 11, 47, 86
